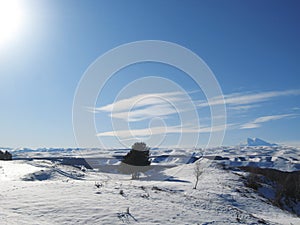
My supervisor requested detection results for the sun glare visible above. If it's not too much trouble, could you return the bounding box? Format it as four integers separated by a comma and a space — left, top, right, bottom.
0, 0, 24, 46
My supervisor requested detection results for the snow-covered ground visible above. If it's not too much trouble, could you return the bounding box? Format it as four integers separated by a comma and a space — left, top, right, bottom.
8, 144, 300, 171
0, 145, 299, 224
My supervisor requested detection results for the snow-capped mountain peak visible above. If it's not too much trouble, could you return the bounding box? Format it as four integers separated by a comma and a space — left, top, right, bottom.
246, 137, 277, 146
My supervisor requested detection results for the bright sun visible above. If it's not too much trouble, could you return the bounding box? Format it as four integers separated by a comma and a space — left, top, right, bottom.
0, 0, 24, 46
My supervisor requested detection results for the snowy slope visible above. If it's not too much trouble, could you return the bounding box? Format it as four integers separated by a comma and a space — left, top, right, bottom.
0, 160, 40, 181
1, 145, 299, 224
1, 156, 300, 224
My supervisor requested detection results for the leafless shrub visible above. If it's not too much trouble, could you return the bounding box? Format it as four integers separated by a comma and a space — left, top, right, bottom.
193, 161, 203, 189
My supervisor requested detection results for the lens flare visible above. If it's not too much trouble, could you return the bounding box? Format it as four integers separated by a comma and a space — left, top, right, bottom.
0, 0, 24, 46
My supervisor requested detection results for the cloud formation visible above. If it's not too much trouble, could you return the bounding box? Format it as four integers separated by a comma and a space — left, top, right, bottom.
197, 89, 300, 109
94, 89, 300, 122
94, 89, 300, 138
96, 124, 228, 138
94, 91, 195, 122
240, 114, 297, 129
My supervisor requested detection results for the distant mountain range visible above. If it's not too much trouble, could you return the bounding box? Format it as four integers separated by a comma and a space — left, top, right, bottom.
246, 138, 277, 147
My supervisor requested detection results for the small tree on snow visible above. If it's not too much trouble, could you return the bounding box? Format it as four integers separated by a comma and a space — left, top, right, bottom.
193, 161, 202, 189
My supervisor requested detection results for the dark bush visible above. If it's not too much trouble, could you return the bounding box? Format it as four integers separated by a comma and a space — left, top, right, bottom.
0, 150, 12, 160
119, 142, 151, 179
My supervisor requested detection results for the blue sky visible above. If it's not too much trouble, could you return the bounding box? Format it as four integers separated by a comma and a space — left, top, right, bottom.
0, 0, 299, 148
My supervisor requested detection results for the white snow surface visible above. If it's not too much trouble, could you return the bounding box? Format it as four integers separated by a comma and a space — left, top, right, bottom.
0, 146, 299, 224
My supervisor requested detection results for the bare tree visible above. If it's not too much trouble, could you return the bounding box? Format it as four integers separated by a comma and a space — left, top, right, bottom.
193, 161, 202, 189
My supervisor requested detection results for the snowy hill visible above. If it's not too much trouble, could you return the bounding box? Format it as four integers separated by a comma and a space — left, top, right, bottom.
1, 146, 299, 224
1, 159, 299, 224
8, 145, 300, 172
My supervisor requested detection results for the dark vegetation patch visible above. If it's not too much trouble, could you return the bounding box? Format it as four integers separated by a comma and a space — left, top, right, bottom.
0, 150, 12, 160
240, 166, 300, 216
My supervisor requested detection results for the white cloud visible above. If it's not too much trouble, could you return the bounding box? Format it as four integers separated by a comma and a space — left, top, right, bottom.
197, 89, 300, 109
111, 104, 177, 122
93, 89, 300, 137
228, 104, 260, 111
94, 89, 300, 121
95, 92, 185, 113
94, 91, 195, 122
240, 123, 261, 129
96, 124, 229, 138
240, 114, 297, 129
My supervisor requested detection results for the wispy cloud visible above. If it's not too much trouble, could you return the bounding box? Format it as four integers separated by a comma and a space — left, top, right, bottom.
110, 104, 177, 122
240, 114, 297, 129
95, 92, 184, 112
94, 89, 300, 121
94, 91, 195, 122
94, 89, 300, 137
97, 124, 230, 138
228, 104, 260, 111
197, 89, 300, 109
